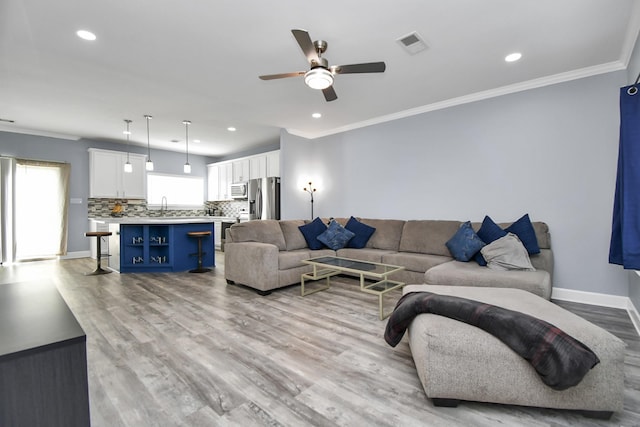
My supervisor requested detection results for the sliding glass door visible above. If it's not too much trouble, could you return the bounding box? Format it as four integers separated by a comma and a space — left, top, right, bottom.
13, 159, 70, 261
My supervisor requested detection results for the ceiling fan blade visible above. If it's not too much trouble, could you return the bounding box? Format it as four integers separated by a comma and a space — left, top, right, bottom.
334, 62, 386, 74
259, 71, 305, 80
291, 29, 319, 64
322, 86, 337, 102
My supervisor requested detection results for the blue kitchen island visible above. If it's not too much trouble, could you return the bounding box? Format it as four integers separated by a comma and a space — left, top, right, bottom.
92, 217, 215, 273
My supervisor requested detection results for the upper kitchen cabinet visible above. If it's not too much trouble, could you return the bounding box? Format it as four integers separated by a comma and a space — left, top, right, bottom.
232, 159, 250, 183
249, 156, 266, 180
266, 150, 280, 177
89, 148, 146, 199
207, 162, 232, 201
220, 163, 232, 199
207, 164, 220, 201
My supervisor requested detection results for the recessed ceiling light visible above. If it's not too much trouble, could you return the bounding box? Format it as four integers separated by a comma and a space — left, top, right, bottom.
227, 127, 236, 132
312, 113, 322, 119
505, 52, 522, 63
194, 139, 201, 143
76, 30, 96, 41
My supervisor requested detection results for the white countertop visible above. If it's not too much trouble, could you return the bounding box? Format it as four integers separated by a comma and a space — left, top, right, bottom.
90, 216, 228, 225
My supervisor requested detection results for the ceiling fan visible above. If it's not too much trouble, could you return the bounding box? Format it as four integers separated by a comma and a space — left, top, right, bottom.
259, 29, 386, 102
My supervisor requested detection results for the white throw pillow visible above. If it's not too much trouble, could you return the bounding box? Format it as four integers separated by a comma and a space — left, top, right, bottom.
480, 233, 536, 271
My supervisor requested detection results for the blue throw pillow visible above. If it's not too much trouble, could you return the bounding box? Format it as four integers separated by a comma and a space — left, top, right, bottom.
317, 220, 356, 250
345, 216, 376, 249
298, 217, 327, 250
446, 221, 486, 262
474, 215, 507, 266
505, 213, 540, 255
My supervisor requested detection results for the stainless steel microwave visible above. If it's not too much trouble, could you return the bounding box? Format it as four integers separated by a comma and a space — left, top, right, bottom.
230, 182, 248, 199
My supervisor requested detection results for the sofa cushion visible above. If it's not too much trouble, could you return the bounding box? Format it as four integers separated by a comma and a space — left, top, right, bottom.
530, 222, 551, 250
445, 221, 486, 262
345, 216, 376, 249
399, 220, 462, 257
337, 248, 396, 263
278, 249, 313, 270
317, 220, 355, 250
298, 217, 327, 250
480, 233, 535, 271
505, 213, 541, 255
279, 220, 308, 250
228, 220, 286, 251
382, 252, 452, 274
360, 219, 406, 251
424, 260, 551, 299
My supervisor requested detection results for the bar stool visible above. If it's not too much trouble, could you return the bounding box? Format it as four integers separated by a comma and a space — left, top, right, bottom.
85, 231, 112, 275
188, 231, 211, 273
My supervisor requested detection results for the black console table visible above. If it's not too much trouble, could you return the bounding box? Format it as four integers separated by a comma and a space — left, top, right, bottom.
0, 281, 90, 427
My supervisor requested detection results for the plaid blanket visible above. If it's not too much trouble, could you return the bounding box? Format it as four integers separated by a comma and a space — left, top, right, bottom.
384, 291, 600, 390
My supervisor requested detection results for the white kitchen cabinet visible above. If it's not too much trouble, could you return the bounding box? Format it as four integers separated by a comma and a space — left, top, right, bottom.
266, 150, 280, 177
219, 163, 232, 200
249, 156, 266, 179
207, 164, 220, 201
207, 162, 233, 200
232, 159, 250, 183
89, 148, 146, 199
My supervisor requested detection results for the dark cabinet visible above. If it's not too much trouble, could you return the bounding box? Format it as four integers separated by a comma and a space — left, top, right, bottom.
0, 281, 89, 427
119, 222, 214, 272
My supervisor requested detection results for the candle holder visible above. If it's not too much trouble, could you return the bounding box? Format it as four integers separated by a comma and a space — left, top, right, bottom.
303, 182, 316, 220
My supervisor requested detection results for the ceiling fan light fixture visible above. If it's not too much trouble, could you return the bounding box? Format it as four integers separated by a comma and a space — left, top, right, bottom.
304, 68, 333, 90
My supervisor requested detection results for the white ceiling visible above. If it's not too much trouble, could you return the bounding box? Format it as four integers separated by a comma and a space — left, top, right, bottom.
1, 0, 639, 157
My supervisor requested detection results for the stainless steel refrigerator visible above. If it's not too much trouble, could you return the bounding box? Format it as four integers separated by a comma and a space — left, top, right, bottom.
248, 177, 280, 220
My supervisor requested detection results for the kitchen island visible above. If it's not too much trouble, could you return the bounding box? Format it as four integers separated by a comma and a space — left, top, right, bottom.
91, 217, 216, 273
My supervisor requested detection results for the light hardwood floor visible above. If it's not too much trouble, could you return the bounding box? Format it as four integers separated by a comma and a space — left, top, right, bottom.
1, 254, 639, 426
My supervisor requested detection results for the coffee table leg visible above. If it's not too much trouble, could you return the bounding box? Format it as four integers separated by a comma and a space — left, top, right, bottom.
301, 272, 333, 296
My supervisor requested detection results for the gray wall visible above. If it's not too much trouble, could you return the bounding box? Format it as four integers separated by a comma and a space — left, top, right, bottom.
281, 70, 629, 298
0, 132, 211, 253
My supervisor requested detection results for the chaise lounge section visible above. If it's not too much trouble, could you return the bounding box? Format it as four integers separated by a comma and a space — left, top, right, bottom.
401, 284, 625, 417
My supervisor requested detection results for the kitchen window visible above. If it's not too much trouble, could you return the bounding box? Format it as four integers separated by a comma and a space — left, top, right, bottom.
147, 173, 204, 209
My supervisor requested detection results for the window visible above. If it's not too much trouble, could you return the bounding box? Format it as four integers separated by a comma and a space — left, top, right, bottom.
147, 173, 204, 209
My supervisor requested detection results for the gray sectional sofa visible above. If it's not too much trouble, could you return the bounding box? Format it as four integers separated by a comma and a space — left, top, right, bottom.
224, 217, 553, 297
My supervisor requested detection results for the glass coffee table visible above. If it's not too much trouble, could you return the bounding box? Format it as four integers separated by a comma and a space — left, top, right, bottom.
301, 256, 405, 320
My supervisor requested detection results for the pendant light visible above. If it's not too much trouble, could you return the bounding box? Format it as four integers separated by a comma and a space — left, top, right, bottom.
144, 114, 154, 171
183, 120, 191, 174
123, 119, 133, 173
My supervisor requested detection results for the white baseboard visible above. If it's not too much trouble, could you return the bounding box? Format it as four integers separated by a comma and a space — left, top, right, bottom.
551, 287, 629, 308
552, 287, 640, 336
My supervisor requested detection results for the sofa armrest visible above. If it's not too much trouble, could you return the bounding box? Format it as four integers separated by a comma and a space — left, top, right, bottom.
224, 242, 280, 291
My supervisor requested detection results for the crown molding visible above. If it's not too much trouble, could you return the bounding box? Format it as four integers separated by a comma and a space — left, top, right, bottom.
0, 125, 80, 141
287, 61, 627, 140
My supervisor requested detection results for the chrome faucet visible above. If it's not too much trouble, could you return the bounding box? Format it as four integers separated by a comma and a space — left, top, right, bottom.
160, 196, 167, 215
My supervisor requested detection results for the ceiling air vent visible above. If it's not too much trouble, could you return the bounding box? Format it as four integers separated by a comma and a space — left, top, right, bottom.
396, 31, 428, 55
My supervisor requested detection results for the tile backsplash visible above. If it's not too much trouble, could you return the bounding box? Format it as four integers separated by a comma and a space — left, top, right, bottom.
88, 198, 248, 219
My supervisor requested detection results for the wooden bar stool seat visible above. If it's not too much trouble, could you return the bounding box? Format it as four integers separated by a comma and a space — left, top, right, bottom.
188, 231, 211, 273
85, 231, 112, 275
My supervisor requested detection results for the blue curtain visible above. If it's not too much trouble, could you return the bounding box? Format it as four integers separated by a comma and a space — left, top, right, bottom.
609, 84, 640, 269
